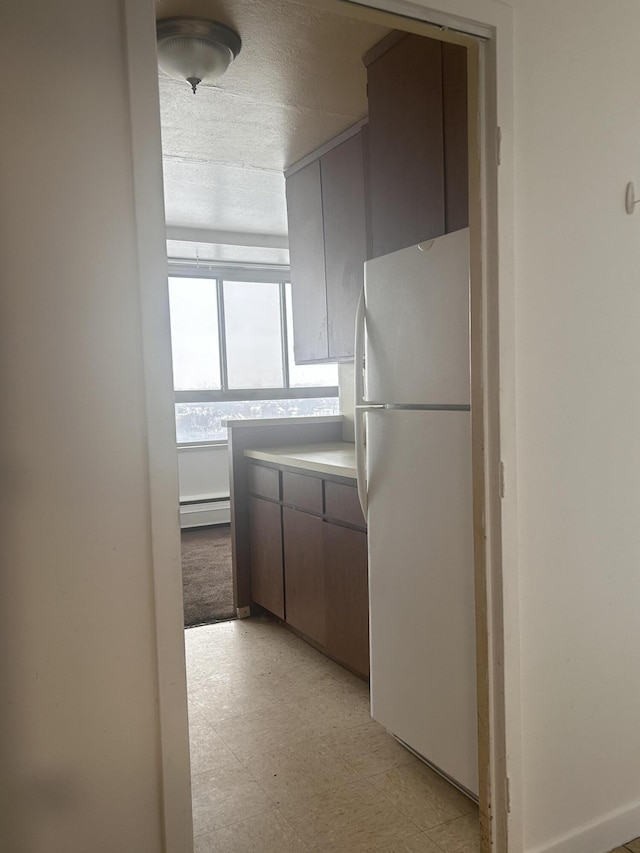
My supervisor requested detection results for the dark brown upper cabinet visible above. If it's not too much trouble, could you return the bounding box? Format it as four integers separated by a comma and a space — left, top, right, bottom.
322, 133, 368, 361
285, 127, 368, 364
364, 32, 468, 258
285, 33, 468, 362
442, 42, 469, 234
285, 159, 329, 363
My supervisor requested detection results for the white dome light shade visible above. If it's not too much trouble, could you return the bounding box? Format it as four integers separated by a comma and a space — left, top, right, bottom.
157, 18, 242, 94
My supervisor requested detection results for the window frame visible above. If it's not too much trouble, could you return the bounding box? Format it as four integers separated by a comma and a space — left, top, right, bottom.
168, 262, 339, 411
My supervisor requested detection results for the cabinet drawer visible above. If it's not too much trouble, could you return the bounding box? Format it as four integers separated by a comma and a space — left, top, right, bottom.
325, 481, 366, 529
248, 464, 281, 501
282, 471, 323, 514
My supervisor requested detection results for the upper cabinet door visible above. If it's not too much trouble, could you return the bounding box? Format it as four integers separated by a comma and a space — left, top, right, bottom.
321, 132, 367, 361
365, 33, 445, 258
442, 42, 469, 233
285, 160, 329, 363
285, 127, 368, 364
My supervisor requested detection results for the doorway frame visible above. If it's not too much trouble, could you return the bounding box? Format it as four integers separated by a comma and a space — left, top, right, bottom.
124, 0, 520, 851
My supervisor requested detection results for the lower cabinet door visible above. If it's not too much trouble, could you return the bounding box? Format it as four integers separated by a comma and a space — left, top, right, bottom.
324, 522, 370, 678
282, 507, 326, 646
248, 496, 284, 619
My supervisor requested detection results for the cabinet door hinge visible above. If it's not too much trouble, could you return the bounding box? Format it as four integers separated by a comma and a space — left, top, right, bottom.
499, 461, 506, 499
506, 776, 511, 813
496, 126, 502, 166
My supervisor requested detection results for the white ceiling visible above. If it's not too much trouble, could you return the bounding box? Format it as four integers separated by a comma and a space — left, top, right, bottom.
156, 0, 390, 244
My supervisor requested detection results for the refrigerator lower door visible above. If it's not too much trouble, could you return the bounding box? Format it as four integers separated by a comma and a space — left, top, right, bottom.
367, 408, 478, 796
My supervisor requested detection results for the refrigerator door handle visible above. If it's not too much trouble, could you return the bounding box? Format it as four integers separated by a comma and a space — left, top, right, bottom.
354, 286, 366, 410
355, 405, 367, 518
355, 405, 385, 519
354, 287, 368, 518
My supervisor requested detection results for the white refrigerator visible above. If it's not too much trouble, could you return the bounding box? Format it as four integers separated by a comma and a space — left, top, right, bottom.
354, 227, 478, 798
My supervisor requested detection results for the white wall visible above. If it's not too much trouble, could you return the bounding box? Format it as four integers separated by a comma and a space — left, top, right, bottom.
177, 445, 230, 527
513, 2, 640, 851
0, 1, 191, 851
177, 446, 230, 501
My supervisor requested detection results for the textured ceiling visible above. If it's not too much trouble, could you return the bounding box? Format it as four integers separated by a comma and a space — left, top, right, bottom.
162, 158, 289, 235
156, 0, 390, 243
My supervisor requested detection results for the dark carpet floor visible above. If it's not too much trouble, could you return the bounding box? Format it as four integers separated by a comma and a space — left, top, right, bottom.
181, 525, 235, 627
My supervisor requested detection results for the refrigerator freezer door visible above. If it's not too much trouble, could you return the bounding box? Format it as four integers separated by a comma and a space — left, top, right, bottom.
367, 408, 478, 796
364, 228, 470, 406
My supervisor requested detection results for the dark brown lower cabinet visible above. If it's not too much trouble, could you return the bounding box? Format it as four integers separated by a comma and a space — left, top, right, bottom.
324, 522, 369, 678
283, 507, 326, 646
248, 495, 284, 619
247, 464, 369, 678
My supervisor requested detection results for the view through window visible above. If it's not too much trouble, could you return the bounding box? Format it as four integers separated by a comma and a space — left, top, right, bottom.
168, 273, 339, 442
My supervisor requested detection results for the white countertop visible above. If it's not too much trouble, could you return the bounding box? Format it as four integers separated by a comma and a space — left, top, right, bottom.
224, 415, 344, 429
244, 442, 357, 480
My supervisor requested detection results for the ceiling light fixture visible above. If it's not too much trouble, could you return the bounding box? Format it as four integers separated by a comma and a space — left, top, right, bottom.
156, 17, 242, 94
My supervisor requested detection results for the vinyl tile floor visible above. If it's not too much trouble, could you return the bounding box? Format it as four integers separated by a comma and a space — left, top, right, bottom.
185, 614, 480, 853
610, 841, 640, 853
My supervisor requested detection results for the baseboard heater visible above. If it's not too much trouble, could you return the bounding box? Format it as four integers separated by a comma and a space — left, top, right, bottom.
179, 495, 231, 529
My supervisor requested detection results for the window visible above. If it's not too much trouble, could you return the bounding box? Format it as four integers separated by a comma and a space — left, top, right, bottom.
168, 269, 339, 443
223, 280, 283, 389
168, 278, 221, 390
